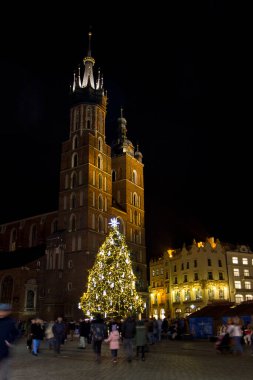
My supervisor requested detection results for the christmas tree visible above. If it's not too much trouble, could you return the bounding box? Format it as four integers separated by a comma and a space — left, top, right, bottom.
80, 218, 144, 317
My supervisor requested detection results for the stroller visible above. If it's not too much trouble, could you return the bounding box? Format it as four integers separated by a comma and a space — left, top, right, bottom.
215, 333, 231, 353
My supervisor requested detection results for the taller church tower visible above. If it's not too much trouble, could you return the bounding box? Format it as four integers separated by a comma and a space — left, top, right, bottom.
56, 33, 147, 317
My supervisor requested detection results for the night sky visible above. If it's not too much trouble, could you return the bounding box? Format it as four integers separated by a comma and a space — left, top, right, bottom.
0, 3, 250, 259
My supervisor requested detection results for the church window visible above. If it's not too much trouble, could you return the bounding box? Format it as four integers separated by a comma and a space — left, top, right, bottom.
72, 153, 78, 168
132, 170, 137, 184
65, 174, 69, 189
98, 195, 103, 210
70, 215, 76, 231
72, 135, 78, 150
97, 155, 103, 170
98, 174, 102, 189
71, 172, 77, 188
98, 138, 103, 152
112, 170, 116, 182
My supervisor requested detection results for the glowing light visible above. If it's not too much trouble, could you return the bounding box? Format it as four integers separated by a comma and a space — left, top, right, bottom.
167, 249, 175, 258
109, 218, 120, 229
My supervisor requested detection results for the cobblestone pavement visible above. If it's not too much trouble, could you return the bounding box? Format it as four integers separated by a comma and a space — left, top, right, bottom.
8, 337, 253, 380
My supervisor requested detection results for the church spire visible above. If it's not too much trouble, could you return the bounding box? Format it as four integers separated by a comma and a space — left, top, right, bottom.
82, 32, 95, 89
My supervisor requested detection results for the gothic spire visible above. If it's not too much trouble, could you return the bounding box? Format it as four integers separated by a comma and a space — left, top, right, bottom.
82, 32, 95, 89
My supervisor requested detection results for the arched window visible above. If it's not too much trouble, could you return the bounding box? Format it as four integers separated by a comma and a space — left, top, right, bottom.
104, 197, 107, 212
86, 107, 92, 129
70, 215, 76, 231
98, 110, 103, 133
104, 177, 107, 191
98, 138, 103, 152
29, 224, 37, 247
72, 153, 78, 168
70, 193, 76, 209
65, 174, 69, 189
112, 170, 116, 182
97, 154, 103, 170
98, 174, 103, 189
132, 170, 137, 184
9, 228, 17, 251
98, 195, 103, 210
98, 215, 103, 233
0, 276, 13, 303
71, 172, 77, 188
74, 109, 80, 131
72, 135, 78, 150
51, 219, 58, 233
26, 290, 35, 309
133, 192, 138, 207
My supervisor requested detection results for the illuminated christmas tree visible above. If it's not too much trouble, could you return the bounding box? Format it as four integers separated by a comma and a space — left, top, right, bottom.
80, 218, 144, 317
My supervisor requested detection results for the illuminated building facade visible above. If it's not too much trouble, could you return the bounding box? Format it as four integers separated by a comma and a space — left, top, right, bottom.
0, 33, 147, 319
149, 238, 229, 319
226, 245, 253, 304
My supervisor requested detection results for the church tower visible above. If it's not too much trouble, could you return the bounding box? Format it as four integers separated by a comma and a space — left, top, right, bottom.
57, 33, 113, 316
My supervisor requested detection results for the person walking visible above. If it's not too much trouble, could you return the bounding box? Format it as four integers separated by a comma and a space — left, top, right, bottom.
0, 303, 19, 380
135, 320, 147, 361
30, 318, 44, 356
90, 314, 107, 363
52, 317, 66, 355
105, 324, 120, 363
122, 316, 136, 362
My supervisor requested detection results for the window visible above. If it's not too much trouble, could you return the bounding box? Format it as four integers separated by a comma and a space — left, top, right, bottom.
72, 135, 78, 150
97, 155, 103, 170
194, 273, 199, 281
234, 281, 241, 289
152, 282, 155, 287
175, 291, 180, 302
98, 138, 103, 152
74, 109, 79, 131
70, 215, 76, 231
245, 281, 251, 289
174, 277, 178, 284
218, 259, 222, 267
208, 259, 212, 266
70, 193, 76, 209
29, 224, 37, 247
194, 260, 197, 268
86, 107, 92, 129
98, 174, 102, 189
233, 268, 240, 277
77, 236, 82, 250
134, 210, 138, 225
67, 282, 72, 291
219, 272, 224, 280
112, 170, 116, 182
181, 263, 184, 270
72, 153, 78, 168
219, 289, 224, 299
242, 258, 248, 265
104, 177, 107, 191
160, 268, 164, 275
165, 272, 169, 279
9, 228, 17, 251
133, 193, 138, 207
208, 272, 213, 280
104, 197, 107, 212
232, 257, 238, 264
185, 290, 191, 301
98, 195, 103, 210
184, 274, 188, 283
68, 260, 73, 269
195, 288, 202, 300
65, 174, 69, 189
152, 270, 155, 277
186, 262, 189, 269
132, 170, 137, 184
244, 269, 249, 277
0, 276, 13, 303
235, 294, 243, 304
26, 290, 35, 310
156, 269, 159, 276
51, 219, 58, 233
98, 215, 103, 233
71, 172, 77, 188
246, 294, 253, 301
174, 265, 177, 272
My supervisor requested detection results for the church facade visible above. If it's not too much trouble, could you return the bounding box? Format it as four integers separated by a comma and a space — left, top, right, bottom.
0, 33, 147, 320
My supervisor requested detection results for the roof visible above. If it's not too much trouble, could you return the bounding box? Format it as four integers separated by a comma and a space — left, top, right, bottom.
0, 244, 46, 270
189, 302, 234, 319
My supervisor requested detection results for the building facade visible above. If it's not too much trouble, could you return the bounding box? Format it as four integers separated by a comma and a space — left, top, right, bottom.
150, 238, 230, 319
226, 245, 253, 304
0, 33, 147, 320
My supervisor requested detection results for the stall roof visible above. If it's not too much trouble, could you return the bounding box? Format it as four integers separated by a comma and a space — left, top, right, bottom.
189, 302, 234, 319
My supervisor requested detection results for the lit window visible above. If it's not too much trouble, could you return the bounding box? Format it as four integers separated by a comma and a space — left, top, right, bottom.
152, 270, 155, 277
132, 170, 137, 184
219, 289, 224, 299
234, 281, 241, 289
245, 281, 251, 289
246, 294, 253, 301
98, 138, 103, 152
235, 294, 243, 303
232, 257, 238, 264
244, 269, 249, 277
233, 268, 240, 277
161, 268, 164, 275
242, 258, 248, 265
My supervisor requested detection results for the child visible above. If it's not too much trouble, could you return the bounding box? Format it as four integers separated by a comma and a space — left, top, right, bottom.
104, 324, 120, 363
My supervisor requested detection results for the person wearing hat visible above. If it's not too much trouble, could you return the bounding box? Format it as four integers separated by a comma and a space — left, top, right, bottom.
0, 303, 19, 379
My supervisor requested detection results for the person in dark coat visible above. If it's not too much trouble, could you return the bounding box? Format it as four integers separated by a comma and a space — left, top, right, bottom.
135, 320, 147, 361
90, 314, 107, 362
52, 317, 66, 354
122, 316, 136, 362
0, 303, 19, 379
30, 318, 44, 356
